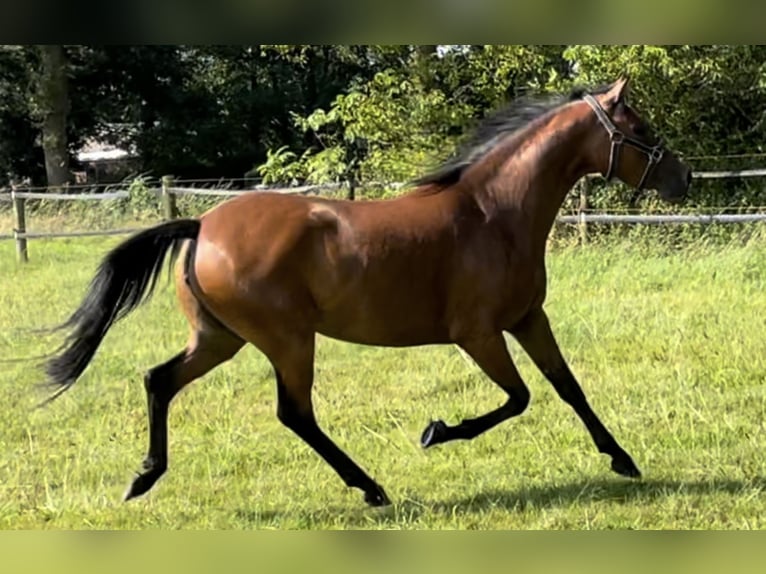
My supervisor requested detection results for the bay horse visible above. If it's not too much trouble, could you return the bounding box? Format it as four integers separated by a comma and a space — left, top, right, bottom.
40, 77, 691, 507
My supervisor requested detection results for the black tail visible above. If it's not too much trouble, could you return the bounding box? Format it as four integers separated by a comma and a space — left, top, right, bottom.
41, 218, 201, 403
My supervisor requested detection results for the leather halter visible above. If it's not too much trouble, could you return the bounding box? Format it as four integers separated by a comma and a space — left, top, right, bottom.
583, 93, 665, 190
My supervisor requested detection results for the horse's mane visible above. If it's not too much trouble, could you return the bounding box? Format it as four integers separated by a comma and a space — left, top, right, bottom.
412, 83, 612, 188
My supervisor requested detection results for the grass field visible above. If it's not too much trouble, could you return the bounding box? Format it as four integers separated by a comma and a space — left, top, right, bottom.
1, 226, 765, 529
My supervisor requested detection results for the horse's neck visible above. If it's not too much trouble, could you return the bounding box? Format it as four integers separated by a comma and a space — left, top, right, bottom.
486, 108, 596, 247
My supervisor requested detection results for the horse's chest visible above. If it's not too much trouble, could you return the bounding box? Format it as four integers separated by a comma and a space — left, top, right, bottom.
493, 261, 542, 309
445, 257, 544, 337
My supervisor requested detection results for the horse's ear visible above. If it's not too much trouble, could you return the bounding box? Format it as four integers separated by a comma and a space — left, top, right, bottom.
605, 76, 630, 108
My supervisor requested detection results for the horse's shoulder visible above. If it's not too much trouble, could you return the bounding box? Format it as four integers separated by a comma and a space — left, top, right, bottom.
306, 202, 341, 228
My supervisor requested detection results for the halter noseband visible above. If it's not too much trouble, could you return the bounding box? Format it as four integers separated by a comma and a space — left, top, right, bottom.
582, 93, 665, 190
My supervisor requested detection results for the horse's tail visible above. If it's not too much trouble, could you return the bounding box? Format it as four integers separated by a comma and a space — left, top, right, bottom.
40, 219, 201, 404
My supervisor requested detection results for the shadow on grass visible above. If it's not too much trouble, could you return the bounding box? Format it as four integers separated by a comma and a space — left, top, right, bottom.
427, 475, 766, 514
234, 475, 766, 528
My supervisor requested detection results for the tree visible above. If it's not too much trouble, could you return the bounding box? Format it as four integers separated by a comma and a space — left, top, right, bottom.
264, 45, 566, 187
34, 45, 71, 188
561, 45, 766, 207
4, 44, 766, 209
0, 46, 43, 185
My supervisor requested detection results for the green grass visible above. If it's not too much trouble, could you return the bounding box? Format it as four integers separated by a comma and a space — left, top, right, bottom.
1, 230, 765, 529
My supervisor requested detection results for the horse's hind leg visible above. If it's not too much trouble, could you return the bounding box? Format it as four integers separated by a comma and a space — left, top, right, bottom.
511, 307, 641, 478
124, 327, 244, 501
267, 332, 390, 507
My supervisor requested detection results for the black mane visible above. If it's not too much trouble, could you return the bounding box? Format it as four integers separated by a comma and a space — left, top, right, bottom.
412, 83, 612, 187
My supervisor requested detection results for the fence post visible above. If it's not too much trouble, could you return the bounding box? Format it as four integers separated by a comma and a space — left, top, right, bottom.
578, 178, 589, 246
347, 170, 356, 201
161, 175, 177, 220
11, 181, 28, 263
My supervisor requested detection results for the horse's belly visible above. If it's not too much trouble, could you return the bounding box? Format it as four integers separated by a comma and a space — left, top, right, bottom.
315, 303, 451, 347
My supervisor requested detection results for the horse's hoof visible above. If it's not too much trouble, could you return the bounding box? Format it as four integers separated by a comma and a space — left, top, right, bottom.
420, 419, 449, 448
123, 467, 165, 501
123, 475, 149, 501
364, 485, 392, 507
611, 454, 642, 479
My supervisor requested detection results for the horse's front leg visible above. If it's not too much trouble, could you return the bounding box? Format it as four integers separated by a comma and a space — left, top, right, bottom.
511, 307, 641, 478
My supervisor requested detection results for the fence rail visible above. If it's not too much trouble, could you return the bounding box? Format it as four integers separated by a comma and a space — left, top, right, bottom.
4, 169, 766, 262
7, 190, 130, 201
15, 228, 147, 240
691, 168, 766, 179
557, 213, 766, 225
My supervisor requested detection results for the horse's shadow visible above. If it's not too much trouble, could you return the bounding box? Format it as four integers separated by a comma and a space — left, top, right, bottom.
429, 475, 766, 514
236, 475, 766, 527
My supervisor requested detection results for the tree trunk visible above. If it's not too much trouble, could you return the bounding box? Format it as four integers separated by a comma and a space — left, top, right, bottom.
37, 45, 70, 190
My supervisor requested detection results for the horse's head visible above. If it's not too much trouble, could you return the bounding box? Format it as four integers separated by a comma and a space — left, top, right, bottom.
584, 77, 691, 204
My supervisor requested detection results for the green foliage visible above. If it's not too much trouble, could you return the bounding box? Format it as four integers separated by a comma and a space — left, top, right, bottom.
254, 145, 304, 185
4, 45, 766, 211
556, 45, 766, 209
563, 45, 766, 160
301, 146, 347, 184
0, 46, 42, 185
126, 176, 160, 219
268, 46, 566, 186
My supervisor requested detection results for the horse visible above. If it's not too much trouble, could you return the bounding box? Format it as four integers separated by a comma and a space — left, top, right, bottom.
39, 77, 691, 507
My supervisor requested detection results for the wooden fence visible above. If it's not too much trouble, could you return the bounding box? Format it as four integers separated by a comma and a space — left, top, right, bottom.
0, 176, 351, 262
3, 169, 766, 263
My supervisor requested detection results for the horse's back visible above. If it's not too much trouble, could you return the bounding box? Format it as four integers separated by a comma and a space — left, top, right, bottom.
189, 190, 473, 345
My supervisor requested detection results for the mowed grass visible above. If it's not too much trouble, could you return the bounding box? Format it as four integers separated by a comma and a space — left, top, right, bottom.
1, 230, 766, 529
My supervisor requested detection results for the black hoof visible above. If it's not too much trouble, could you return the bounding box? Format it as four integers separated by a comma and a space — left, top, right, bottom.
420, 419, 449, 448
123, 467, 165, 501
364, 485, 392, 507
611, 453, 642, 479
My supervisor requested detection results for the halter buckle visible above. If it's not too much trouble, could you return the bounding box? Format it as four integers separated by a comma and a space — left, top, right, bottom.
610, 131, 625, 145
